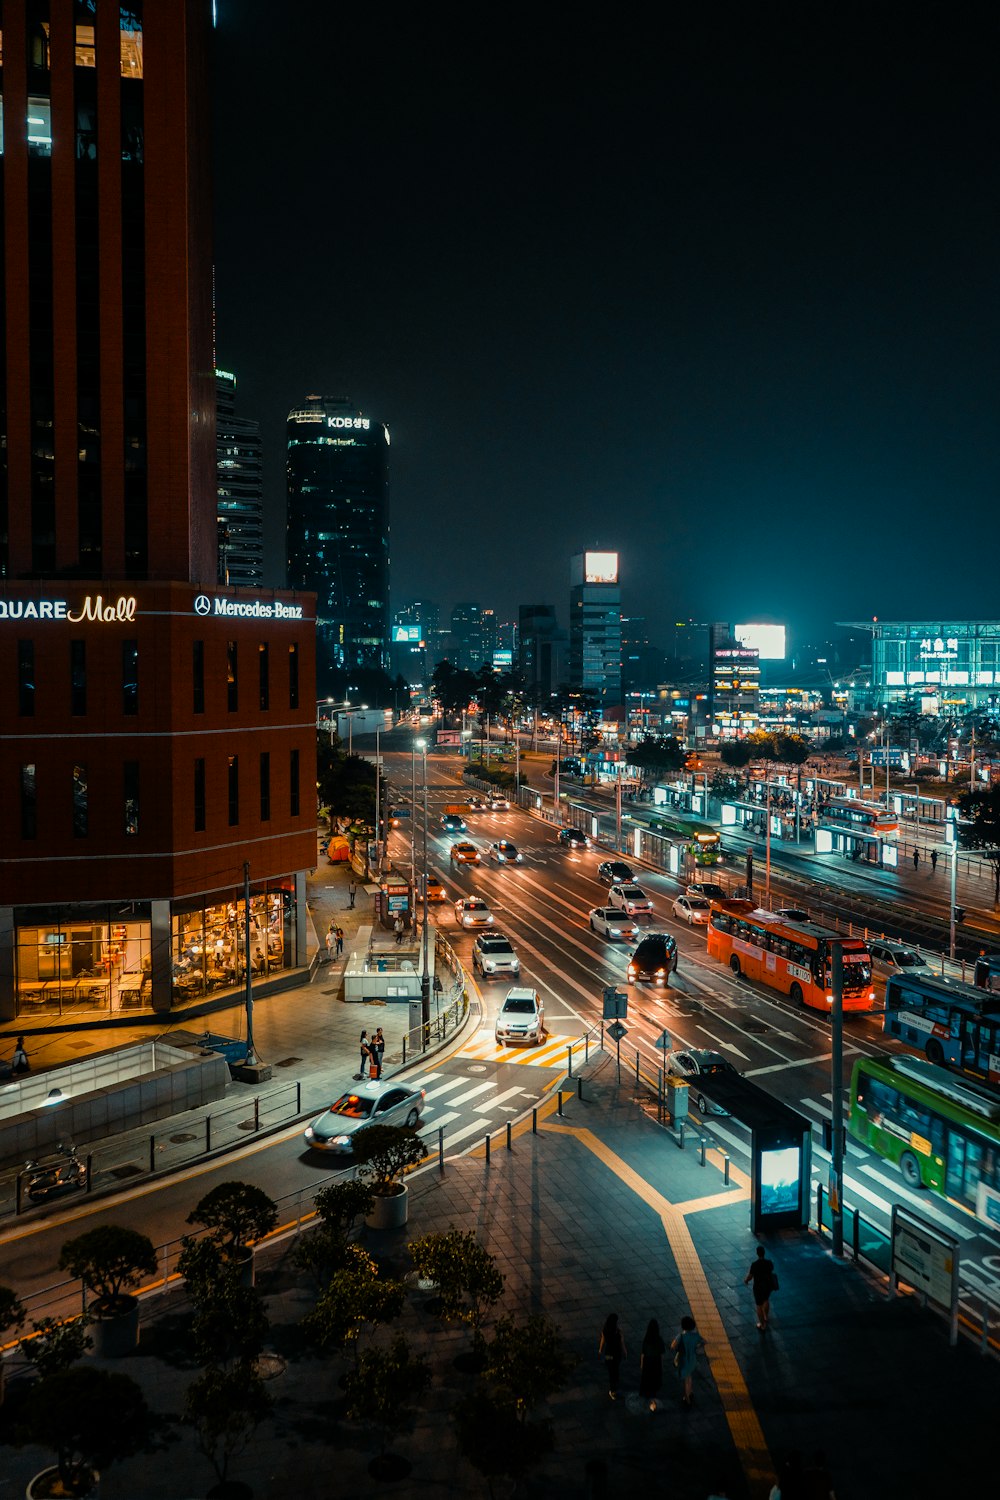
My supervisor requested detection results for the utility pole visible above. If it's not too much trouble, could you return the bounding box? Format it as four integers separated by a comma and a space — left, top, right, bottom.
242, 861, 257, 1066
420, 743, 431, 1042
949, 816, 958, 960
764, 782, 772, 907
615, 766, 623, 851
830, 940, 845, 1258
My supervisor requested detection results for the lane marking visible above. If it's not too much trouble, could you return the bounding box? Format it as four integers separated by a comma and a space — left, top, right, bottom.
746, 1052, 835, 1077
695, 1026, 750, 1061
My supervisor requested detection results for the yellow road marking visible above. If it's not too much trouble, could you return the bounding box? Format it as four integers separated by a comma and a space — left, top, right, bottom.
544, 1122, 773, 1498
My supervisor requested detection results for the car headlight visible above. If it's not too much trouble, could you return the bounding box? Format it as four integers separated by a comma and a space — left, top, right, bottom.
627, 966, 636, 979
656, 967, 666, 975
304, 1126, 315, 1140
331, 1134, 351, 1147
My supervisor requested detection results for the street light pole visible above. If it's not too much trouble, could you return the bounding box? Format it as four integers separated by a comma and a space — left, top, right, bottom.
615, 765, 623, 851
830, 940, 845, 1258
374, 726, 381, 875
949, 818, 958, 960
764, 782, 772, 907
410, 741, 418, 898
419, 741, 430, 1042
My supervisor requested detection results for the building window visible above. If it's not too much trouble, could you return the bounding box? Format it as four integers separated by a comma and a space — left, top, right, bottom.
260, 752, 271, 821
18, 642, 35, 716
124, 760, 140, 835
70, 640, 87, 716
259, 643, 269, 711
72, 764, 88, 838
122, 639, 139, 716
193, 641, 205, 714
288, 643, 299, 709
228, 756, 239, 826
194, 758, 206, 832
290, 748, 300, 817
21, 765, 37, 840
227, 641, 238, 712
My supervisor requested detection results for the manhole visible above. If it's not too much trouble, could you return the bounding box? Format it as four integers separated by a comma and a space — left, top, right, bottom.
169, 1132, 199, 1144
108, 1163, 144, 1179
255, 1352, 286, 1381
66, 1040, 94, 1051
736, 1012, 768, 1033
237, 1118, 257, 1132
275, 1056, 302, 1068
467, 1064, 488, 1073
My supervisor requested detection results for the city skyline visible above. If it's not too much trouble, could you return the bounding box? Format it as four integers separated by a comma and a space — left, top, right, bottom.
213, 4, 999, 643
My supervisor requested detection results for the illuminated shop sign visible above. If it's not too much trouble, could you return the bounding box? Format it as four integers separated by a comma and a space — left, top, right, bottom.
327, 416, 370, 430
0, 594, 137, 622
584, 550, 619, 584
193, 594, 304, 620
919, 637, 959, 660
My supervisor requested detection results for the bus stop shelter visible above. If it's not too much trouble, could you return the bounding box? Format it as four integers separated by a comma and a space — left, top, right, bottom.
814, 822, 898, 869
698, 1074, 813, 1232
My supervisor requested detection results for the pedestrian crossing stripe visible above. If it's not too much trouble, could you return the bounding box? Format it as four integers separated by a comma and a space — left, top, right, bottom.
453, 1028, 579, 1068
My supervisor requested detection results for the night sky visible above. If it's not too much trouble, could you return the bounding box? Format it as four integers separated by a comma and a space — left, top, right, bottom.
212, 3, 999, 652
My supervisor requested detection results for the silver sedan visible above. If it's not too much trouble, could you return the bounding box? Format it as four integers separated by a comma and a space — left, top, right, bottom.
303, 1082, 426, 1154
588, 907, 639, 941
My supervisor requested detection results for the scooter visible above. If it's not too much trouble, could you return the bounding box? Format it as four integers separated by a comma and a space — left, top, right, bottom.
23, 1143, 86, 1202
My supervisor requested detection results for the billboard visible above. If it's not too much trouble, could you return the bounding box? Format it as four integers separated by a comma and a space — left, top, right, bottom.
392, 624, 422, 643
585, 550, 619, 585
734, 623, 786, 660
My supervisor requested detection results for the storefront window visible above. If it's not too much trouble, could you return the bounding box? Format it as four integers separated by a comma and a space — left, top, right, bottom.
170, 883, 296, 1004
14, 907, 151, 1018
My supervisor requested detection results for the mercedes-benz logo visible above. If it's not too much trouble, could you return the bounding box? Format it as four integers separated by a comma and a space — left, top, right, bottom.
194, 594, 212, 616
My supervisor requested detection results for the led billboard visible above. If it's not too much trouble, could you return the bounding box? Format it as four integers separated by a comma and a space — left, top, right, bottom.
392, 624, 422, 643
585, 551, 619, 585
734, 624, 786, 660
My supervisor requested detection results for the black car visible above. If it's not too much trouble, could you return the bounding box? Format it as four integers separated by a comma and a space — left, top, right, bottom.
626, 933, 679, 986
687, 881, 727, 902
558, 827, 590, 848
598, 860, 635, 885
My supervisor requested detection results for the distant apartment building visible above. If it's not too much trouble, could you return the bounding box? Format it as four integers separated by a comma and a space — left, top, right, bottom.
519, 604, 566, 700
450, 602, 485, 671
216, 368, 264, 587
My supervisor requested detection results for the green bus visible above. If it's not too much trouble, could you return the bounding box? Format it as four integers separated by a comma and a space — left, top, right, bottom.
645, 814, 723, 866
849, 1054, 1000, 1227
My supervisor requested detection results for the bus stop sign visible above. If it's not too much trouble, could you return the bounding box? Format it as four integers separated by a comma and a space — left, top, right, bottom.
602, 986, 628, 1020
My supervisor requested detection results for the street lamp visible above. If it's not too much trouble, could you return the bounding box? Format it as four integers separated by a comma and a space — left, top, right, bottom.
416, 738, 431, 1040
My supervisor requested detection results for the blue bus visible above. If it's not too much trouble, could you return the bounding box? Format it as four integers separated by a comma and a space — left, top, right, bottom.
884, 970, 1000, 1089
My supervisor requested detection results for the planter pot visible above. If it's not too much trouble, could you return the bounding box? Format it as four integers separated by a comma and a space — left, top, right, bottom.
27, 1465, 99, 1497
89, 1297, 140, 1358
229, 1246, 255, 1288
365, 1183, 408, 1230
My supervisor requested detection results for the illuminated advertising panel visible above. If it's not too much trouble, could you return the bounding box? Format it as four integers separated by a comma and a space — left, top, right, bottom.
584, 551, 619, 585
734, 624, 786, 660
392, 625, 422, 643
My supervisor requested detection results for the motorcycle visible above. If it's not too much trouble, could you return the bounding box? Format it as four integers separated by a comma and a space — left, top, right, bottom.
23, 1143, 86, 1203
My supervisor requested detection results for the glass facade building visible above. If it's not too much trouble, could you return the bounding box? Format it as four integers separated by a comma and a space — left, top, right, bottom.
216, 369, 264, 587
569, 552, 622, 707
286, 396, 390, 688
855, 621, 1000, 708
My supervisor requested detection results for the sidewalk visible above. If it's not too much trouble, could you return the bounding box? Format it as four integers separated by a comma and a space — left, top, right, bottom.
2, 1057, 991, 1498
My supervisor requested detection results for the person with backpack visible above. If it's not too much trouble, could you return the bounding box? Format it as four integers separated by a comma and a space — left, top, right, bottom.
745, 1244, 777, 1331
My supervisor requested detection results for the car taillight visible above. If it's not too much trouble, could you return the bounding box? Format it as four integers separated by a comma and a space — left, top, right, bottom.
627, 966, 636, 979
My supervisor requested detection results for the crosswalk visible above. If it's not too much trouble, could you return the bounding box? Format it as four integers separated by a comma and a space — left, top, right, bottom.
452, 1027, 581, 1069
406, 1068, 533, 1151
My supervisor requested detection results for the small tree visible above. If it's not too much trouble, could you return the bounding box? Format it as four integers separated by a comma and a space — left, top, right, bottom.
720, 740, 753, 769
21, 1365, 152, 1494
344, 1334, 431, 1468
408, 1229, 505, 1352
0, 1284, 25, 1338
58, 1224, 157, 1314
293, 1180, 375, 1287
315, 1178, 376, 1234
187, 1180, 278, 1253
184, 1360, 272, 1494
177, 1236, 269, 1368
454, 1387, 553, 1497
19, 1316, 92, 1379
958, 785, 1000, 907
351, 1123, 424, 1195
629, 736, 687, 778
484, 1313, 575, 1421
301, 1249, 405, 1367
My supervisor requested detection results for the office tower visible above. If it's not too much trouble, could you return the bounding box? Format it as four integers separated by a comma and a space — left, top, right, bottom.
708, 623, 760, 737
216, 367, 264, 587
450, 602, 484, 671
286, 396, 390, 689
621, 617, 666, 695
518, 604, 565, 700
0, 1, 317, 1024
569, 552, 622, 707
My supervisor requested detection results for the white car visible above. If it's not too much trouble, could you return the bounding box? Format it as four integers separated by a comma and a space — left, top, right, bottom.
485, 795, 510, 811
489, 840, 523, 865
303, 1082, 426, 1154
672, 894, 711, 926
495, 987, 545, 1046
455, 896, 494, 929
588, 907, 639, 942
609, 882, 653, 916
868, 941, 933, 979
472, 930, 521, 979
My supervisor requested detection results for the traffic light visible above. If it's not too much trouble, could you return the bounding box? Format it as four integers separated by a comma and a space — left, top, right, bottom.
954, 906, 966, 925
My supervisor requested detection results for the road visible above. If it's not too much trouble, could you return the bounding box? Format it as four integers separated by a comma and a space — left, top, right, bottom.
6, 744, 1000, 1343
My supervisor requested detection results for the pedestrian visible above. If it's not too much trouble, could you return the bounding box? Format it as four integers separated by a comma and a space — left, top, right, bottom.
670, 1313, 705, 1408
349, 878, 357, 908
393, 915, 404, 944
325, 925, 335, 963
11, 1035, 30, 1076
913, 847, 920, 870
335, 925, 344, 957
356, 1030, 370, 1081
744, 1244, 776, 1331
372, 1027, 385, 1080
639, 1317, 665, 1410
598, 1312, 626, 1400
930, 849, 938, 873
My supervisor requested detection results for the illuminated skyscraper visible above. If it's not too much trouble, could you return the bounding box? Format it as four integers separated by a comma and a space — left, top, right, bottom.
216, 369, 264, 587
286, 396, 390, 687
569, 552, 622, 706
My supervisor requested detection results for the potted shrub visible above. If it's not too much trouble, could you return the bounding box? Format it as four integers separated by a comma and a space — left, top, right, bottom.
57, 1224, 157, 1357
344, 1333, 431, 1482
292, 1179, 374, 1288
187, 1180, 278, 1285
21, 1364, 152, 1498
407, 1228, 505, 1367
350, 1124, 424, 1230
301, 1247, 405, 1374
0, 1284, 25, 1404
19, 1316, 92, 1379
184, 1359, 272, 1500
177, 1236, 269, 1370
484, 1313, 575, 1421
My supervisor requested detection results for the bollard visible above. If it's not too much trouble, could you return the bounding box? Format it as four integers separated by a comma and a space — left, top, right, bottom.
149, 1135, 156, 1174
678, 1120, 685, 1149
577, 1076, 583, 1100
601, 1020, 605, 1051
206, 1116, 212, 1153
635, 1049, 640, 1085
296, 1080, 301, 1112
557, 1091, 564, 1117
85, 1153, 93, 1193
506, 1121, 512, 1151
723, 1151, 731, 1185
254, 1097, 260, 1131
402, 1036, 407, 1064
485, 1134, 491, 1165
585, 1032, 590, 1063
438, 1127, 445, 1173
699, 1137, 706, 1167
567, 1044, 574, 1078
532, 1107, 538, 1134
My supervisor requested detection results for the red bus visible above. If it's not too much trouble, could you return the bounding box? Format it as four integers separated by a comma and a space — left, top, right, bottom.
707, 903, 875, 1013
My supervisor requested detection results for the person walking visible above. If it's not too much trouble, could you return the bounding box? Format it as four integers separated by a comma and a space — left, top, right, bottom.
393, 915, 404, 945
913, 847, 920, 871
930, 849, 938, 873
356, 1030, 370, 1081
348, 878, 357, 908
325, 925, 335, 963
598, 1312, 626, 1399
11, 1036, 30, 1076
639, 1317, 666, 1410
335, 925, 344, 957
745, 1244, 776, 1331
671, 1314, 705, 1407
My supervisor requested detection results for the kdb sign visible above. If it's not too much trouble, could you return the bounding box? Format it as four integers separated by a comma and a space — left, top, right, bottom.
193, 594, 304, 620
